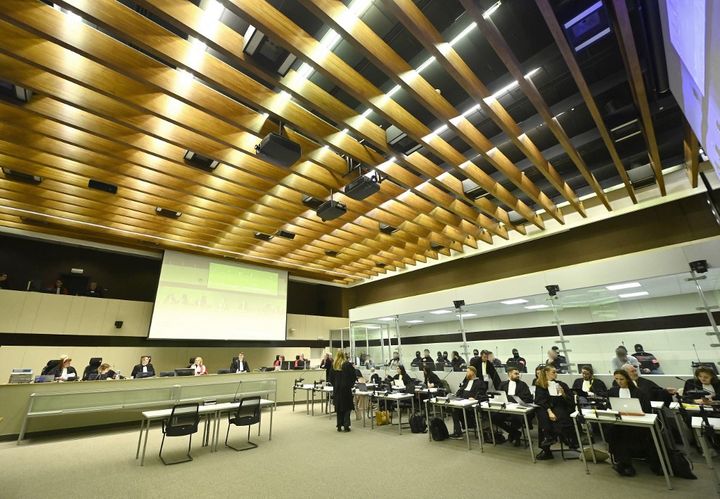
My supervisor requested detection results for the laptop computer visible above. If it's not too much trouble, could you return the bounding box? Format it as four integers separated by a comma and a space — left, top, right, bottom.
489, 391, 508, 404
355, 382, 367, 392
608, 397, 644, 415
34, 374, 55, 383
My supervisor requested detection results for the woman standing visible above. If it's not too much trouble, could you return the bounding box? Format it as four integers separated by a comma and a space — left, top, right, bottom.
332, 350, 355, 432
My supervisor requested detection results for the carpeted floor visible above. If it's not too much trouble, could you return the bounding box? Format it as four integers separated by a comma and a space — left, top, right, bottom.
0, 405, 717, 498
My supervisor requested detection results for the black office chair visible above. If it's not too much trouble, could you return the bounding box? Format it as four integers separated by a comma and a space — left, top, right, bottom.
159, 403, 200, 465
225, 396, 262, 451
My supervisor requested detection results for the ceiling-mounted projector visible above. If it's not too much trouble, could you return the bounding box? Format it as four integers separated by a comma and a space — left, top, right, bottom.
343, 174, 380, 200
255, 132, 301, 167
316, 200, 347, 221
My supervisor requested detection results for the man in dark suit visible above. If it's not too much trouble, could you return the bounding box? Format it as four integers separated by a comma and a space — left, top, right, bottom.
420, 349, 434, 368
471, 350, 501, 390
505, 348, 527, 373
84, 281, 104, 298
46, 279, 68, 295
621, 363, 675, 403
131, 355, 155, 378
494, 367, 533, 445
449, 366, 487, 438
230, 352, 250, 373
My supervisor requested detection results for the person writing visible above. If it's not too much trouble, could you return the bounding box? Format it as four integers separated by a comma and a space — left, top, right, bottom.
572, 365, 608, 397
191, 356, 207, 375
683, 366, 720, 403
49, 356, 78, 381
606, 369, 657, 477
534, 366, 577, 459
331, 350, 355, 432
495, 367, 533, 445
131, 355, 155, 378
449, 366, 487, 439
611, 345, 640, 371
230, 352, 250, 373
97, 363, 118, 380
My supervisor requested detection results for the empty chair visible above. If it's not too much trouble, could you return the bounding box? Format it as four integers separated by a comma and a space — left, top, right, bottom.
159, 403, 200, 465
225, 396, 261, 451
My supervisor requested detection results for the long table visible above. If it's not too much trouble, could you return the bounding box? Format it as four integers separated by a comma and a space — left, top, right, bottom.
137, 398, 274, 466
691, 416, 720, 470
425, 397, 479, 450
571, 409, 673, 490
479, 401, 537, 462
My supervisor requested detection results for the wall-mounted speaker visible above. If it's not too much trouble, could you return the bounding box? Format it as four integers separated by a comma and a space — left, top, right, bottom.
114, 321, 124, 329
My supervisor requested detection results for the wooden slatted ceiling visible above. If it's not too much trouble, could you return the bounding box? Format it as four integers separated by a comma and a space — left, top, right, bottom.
0, 0, 684, 284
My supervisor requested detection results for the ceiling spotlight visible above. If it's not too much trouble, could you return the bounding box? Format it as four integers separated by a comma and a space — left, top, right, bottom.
689, 260, 709, 274
453, 300, 465, 309
546, 284, 560, 297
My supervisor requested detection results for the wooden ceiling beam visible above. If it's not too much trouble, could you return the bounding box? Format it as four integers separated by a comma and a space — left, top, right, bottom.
683, 117, 700, 188
534, 0, 637, 204
460, 0, 613, 211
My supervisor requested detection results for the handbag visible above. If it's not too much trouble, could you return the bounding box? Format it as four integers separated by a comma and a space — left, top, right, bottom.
375, 410, 391, 426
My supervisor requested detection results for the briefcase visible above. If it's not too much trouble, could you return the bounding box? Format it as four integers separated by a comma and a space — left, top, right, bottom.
375, 410, 391, 426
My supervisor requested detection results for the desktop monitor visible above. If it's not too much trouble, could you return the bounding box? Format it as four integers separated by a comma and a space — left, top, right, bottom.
159, 371, 176, 377
281, 361, 291, 370
217, 369, 233, 375
174, 368, 195, 377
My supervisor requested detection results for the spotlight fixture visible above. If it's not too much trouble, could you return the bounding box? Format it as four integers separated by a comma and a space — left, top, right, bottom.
453, 300, 465, 309
183, 150, 219, 172
689, 260, 709, 274
88, 179, 118, 194
155, 207, 182, 219
546, 284, 560, 297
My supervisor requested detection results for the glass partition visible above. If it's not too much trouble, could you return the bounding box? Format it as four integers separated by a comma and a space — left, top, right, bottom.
351, 268, 720, 376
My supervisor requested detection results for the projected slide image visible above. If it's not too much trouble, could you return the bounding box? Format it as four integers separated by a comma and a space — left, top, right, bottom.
148, 251, 288, 341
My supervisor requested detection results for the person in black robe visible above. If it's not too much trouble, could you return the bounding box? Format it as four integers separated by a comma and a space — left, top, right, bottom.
423, 365, 442, 388
449, 366, 487, 438
320, 352, 333, 381
683, 366, 720, 402
493, 367, 533, 444
606, 369, 659, 477
572, 365, 608, 397
534, 365, 577, 459
470, 350, 501, 390
332, 351, 356, 432
450, 351, 465, 371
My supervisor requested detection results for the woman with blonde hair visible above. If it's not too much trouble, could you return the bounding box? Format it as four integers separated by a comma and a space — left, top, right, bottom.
331, 350, 355, 432
191, 356, 207, 375
533, 365, 577, 459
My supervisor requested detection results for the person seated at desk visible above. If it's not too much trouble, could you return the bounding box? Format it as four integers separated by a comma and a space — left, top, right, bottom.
97, 363, 118, 380
410, 351, 422, 368
420, 349, 434, 368
534, 366, 577, 459
450, 351, 465, 371
230, 352, 250, 373
572, 365, 608, 397
436, 351, 444, 364
131, 355, 155, 378
632, 343, 663, 374
494, 367, 533, 445
0, 272, 8, 289
82, 358, 102, 380
49, 356, 78, 381
620, 364, 675, 404
488, 352, 502, 368
190, 357, 207, 375
449, 366, 487, 439
273, 355, 284, 368
545, 349, 566, 374
506, 348, 527, 373
471, 350, 501, 390
531, 365, 543, 386
611, 345, 640, 371
369, 368, 381, 385
83, 281, 104, 298
392, 365, 413, 390
442, 351, 450, 365
423, 365, 442, 388
293, 354, 307, 369
46, 279, 68, 295
683, 366, 720, 403
606, 369, 658, 477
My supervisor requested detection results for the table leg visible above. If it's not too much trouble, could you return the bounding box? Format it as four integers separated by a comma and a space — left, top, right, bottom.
488, 411, 496, 446
574, 418, 589, 474
212, 411, 219, 452
463, 408, 470, 450
672, 411, 689, 451
694, 428, 714, 469
524, 413, 535, 463
425, 401, 431, 442
306, 389, 310, 415
650, 424, 673, 489
475, 407, 484, 453
140, 420, 150, 466
654, 421, 673, 478
269, 404, 274, 441
311, 390, 315, 416
136, 419, 145, 459
398, 402, 402, 435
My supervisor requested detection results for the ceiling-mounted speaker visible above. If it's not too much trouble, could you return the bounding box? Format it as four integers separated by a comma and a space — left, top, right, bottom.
343, 174, 380, 200
183, 150, 219, 172
88, 179, 118, 194
255, 132, 301, 167
316, 200, 347, 221
243, 26, 297, 76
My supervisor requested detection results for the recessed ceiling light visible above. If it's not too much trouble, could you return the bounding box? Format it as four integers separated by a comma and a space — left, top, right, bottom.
618, 291, 649, 298
429, 309, 453, 315
525, 304, 549, 310
456, 313, 476, 318
405, 319, 424, 324
501, 299, 528, 305
606, 282, 642, 291
378, 317, 395, 321
365, 325, 381, 329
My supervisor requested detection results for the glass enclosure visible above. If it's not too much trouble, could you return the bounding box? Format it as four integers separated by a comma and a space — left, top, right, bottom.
350, 268, 720, 376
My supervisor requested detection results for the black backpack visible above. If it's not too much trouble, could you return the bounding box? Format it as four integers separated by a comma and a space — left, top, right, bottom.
668, 450, 697, 479
429, 417, 449, 441
410, 413, 427, 433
